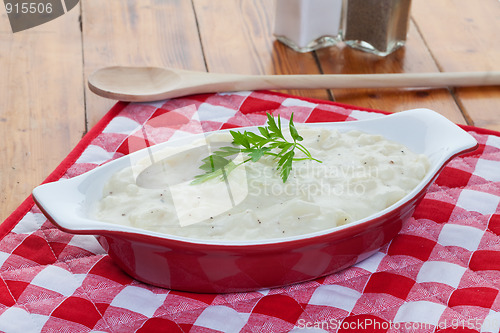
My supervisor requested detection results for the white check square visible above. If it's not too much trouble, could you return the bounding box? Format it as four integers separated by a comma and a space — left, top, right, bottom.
486, 135, 500, 150
0, 307, 49, 332
12, 213, 46, 234
194, 306, 250, 332
110, 286, 167, 317
474, 159, 500, 182
354, 251, 385, 273
308, 285, 361, 312
394, 301, 446, 326
438, 224, 484, 251
31, 266, 85, 297
456, 189, 500, 215
282, 98, 317, 109
197, 104, 237, 123
416, 261, 466, 287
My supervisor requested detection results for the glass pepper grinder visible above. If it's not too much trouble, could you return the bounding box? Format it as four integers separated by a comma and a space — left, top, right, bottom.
274, 0, 343, 53
342, 0, 412, 56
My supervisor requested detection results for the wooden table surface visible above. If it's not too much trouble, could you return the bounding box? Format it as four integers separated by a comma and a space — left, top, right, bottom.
1, 0, 499, 223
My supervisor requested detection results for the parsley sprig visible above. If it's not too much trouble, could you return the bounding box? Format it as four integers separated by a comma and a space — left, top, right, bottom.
192, 112, 321, 184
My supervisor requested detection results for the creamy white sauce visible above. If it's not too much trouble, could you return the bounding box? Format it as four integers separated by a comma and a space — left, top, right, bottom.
91, 126, 429, 241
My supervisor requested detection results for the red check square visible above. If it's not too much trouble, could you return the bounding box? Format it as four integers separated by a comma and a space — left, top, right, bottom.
239, 96, 283, 114
413, 199, 456, 223
434, 167, 473, 188
307, 107, 350, 123
364, 272, 415, 300
387, 235, 436, 261
448, 287, 498, 308
51, 296, 105, 329
252, 295, 304, 324
469, 250, 500, 271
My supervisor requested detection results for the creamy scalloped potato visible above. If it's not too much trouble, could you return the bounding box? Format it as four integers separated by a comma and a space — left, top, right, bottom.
91, 126, 429, 241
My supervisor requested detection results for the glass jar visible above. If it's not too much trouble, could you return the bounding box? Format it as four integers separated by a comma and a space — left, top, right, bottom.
342, 0, 412, 56
274, 0, 343, 53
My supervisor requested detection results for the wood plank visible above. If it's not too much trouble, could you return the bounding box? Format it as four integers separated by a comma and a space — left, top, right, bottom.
193, 0, 330, 101
82, 0, 207, 127
0, 8, 85, 222
316, 19, 467, 124
412, 0, 500, 130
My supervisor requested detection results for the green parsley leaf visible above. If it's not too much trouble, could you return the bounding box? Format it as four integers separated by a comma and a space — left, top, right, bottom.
248, 147, 270, 162
289, 113, 303, 142
279, 150, 294, 183
192, 112, 321, 184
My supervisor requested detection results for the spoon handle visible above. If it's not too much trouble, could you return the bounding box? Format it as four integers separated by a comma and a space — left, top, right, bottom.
89, 66, 500, 102
235, 71, 500, 90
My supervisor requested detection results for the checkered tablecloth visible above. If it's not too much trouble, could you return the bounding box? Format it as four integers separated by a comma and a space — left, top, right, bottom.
1, 91, 500, 333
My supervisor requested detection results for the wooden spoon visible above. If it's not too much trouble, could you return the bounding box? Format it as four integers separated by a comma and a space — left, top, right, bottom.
88, 66, 500, 102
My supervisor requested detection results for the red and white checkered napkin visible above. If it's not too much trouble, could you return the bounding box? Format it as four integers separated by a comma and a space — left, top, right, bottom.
1, 91, 500, 332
